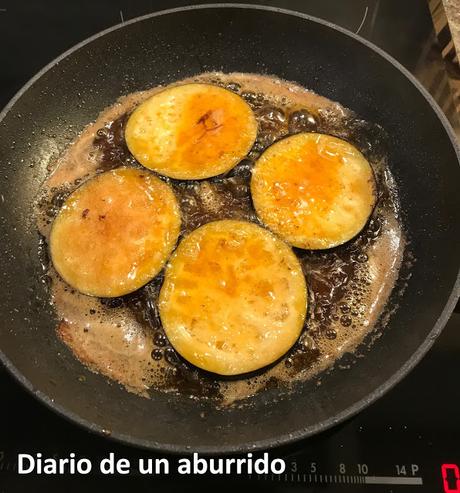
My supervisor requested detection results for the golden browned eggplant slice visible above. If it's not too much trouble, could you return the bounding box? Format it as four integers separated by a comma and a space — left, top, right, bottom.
50, 167, 180, 297
251, 133, 377, 249
125, 83, 257, 179
159, 220, 307, 376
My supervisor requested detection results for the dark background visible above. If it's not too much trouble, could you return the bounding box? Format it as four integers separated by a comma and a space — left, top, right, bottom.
0, 0, 441, 108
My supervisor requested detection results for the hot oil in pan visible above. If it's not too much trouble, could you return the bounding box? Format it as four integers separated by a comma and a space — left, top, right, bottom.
36, 73, 405, 405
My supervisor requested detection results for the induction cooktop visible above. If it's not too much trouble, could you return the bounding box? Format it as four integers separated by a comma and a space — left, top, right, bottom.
0, 1, 459, 491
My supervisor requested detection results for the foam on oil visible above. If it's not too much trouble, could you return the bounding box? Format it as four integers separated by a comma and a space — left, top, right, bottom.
36, 72, 406, 405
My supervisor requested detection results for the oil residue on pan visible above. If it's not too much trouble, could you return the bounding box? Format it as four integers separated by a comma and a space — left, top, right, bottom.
36, 72, 406, 406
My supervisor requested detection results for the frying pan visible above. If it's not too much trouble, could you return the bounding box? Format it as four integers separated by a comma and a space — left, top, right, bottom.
0, 4, 459, 454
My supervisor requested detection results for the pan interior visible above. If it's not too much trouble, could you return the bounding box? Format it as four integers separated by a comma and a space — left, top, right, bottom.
36, 71, 405, 406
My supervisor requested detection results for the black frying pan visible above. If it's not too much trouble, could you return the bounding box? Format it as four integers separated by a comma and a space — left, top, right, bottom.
0, 4, 459, 454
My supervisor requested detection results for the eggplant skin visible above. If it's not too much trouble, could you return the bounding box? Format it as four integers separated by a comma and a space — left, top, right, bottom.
50, 167, 181, 297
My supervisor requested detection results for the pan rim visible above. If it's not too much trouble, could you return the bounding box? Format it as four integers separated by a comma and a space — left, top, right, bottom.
0, 2, 459, 455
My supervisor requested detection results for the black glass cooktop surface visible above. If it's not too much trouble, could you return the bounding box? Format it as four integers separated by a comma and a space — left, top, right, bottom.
0, 1, 459, 491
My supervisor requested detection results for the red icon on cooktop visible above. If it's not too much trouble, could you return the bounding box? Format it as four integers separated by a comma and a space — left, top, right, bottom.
442, 464, 460, 493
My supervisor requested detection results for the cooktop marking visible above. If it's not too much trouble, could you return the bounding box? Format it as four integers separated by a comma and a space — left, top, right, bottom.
364, 476, 423, 485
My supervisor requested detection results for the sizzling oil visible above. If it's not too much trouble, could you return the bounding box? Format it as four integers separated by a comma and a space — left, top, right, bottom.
36, 72, 405, 405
